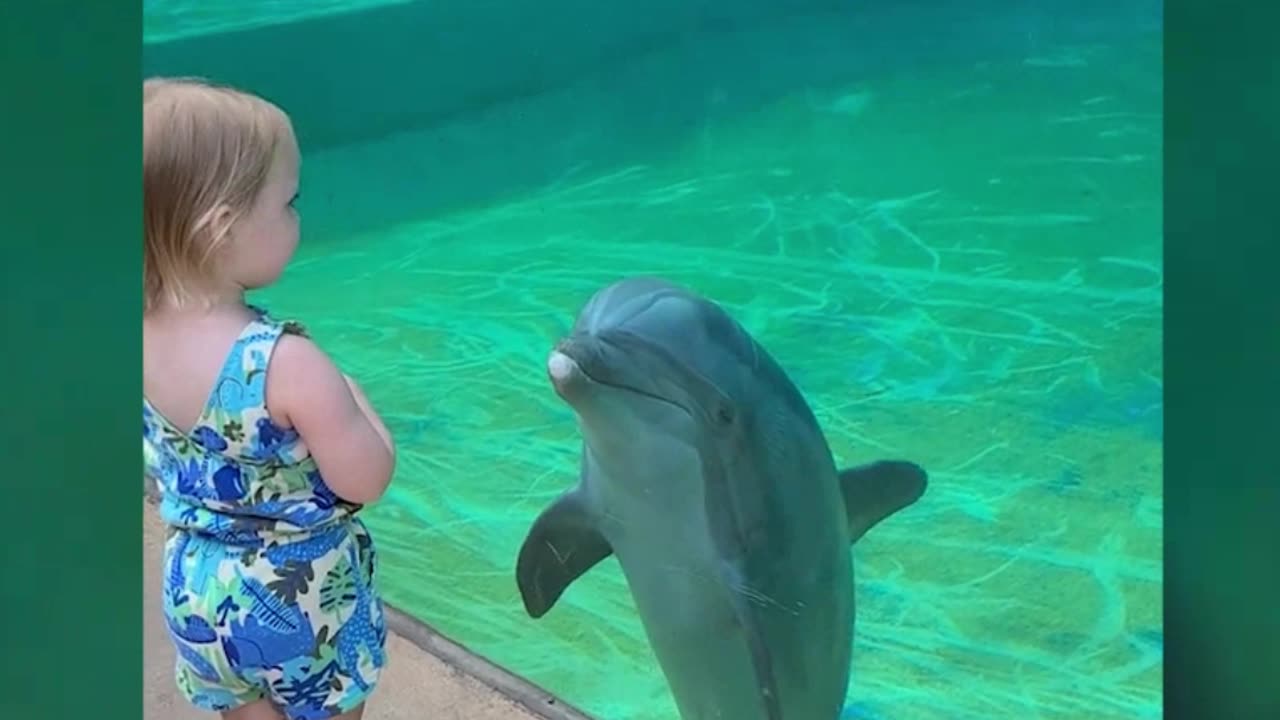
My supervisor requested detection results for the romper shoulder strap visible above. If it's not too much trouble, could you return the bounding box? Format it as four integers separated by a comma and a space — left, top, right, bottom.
205, 314, 286, 419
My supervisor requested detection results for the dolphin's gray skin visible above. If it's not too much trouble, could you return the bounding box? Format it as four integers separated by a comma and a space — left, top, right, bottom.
516, 277, 927, 720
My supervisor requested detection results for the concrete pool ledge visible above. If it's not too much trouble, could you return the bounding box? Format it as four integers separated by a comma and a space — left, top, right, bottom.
376, 604, 595, 720
142, 486, 594, 720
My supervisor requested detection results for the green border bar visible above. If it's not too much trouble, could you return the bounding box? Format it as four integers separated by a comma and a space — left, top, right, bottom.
0, 2, 142, 718
1165, 0, 1280, 716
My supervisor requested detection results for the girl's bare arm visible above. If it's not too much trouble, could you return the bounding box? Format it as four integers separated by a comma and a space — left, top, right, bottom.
265, 334, 396, 504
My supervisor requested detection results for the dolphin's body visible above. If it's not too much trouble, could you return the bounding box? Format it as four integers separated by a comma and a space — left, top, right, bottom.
516, 277, 927, 720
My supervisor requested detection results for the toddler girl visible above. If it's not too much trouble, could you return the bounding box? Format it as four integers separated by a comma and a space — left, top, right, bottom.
143, 76, 396, 720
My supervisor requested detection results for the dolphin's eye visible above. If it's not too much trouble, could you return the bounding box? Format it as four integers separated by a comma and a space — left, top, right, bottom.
715, 404, 735, 425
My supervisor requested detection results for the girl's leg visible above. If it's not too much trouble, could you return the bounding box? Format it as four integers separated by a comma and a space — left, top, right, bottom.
222, 699, 285, 720
221, 699, 365, 720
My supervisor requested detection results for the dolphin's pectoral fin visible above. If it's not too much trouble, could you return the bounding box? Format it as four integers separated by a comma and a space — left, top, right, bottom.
515, 491, 613, 619
839, 460, 928, 544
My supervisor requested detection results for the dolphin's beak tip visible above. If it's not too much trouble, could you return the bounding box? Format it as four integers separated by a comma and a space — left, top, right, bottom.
548, 350, 575, 378
547, 350, 584, 396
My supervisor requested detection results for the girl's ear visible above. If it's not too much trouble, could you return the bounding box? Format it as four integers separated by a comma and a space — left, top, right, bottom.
192, 202, 238, 254
208, 203, 237, 244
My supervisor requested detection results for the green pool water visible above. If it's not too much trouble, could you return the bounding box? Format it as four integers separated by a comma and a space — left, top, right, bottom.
149, 4, 1162, 718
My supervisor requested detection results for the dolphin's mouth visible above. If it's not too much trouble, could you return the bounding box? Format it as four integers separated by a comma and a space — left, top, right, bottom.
551, 336, 694, 417
575, 358, 691, 415
589, 372, 690, 414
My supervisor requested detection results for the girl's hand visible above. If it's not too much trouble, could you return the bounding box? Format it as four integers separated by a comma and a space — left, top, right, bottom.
343, 373, 396, 456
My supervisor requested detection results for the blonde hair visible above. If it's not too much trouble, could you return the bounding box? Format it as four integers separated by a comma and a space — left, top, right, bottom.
143, 76, 292, 312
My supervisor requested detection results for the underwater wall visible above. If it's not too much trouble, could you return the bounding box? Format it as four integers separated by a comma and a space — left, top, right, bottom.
142, 0, 1162, 244
141, 0, 849, 151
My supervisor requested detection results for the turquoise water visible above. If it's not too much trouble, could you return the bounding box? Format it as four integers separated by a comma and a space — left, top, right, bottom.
144, 2, 1163, 718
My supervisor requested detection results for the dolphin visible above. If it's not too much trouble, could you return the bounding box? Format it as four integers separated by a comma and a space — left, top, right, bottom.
515, 277, 927, 720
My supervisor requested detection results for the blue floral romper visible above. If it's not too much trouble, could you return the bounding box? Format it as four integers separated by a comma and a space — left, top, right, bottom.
143, 309, 388, 719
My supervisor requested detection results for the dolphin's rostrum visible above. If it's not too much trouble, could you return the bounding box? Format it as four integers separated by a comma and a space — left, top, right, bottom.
516, 277, 928, 720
